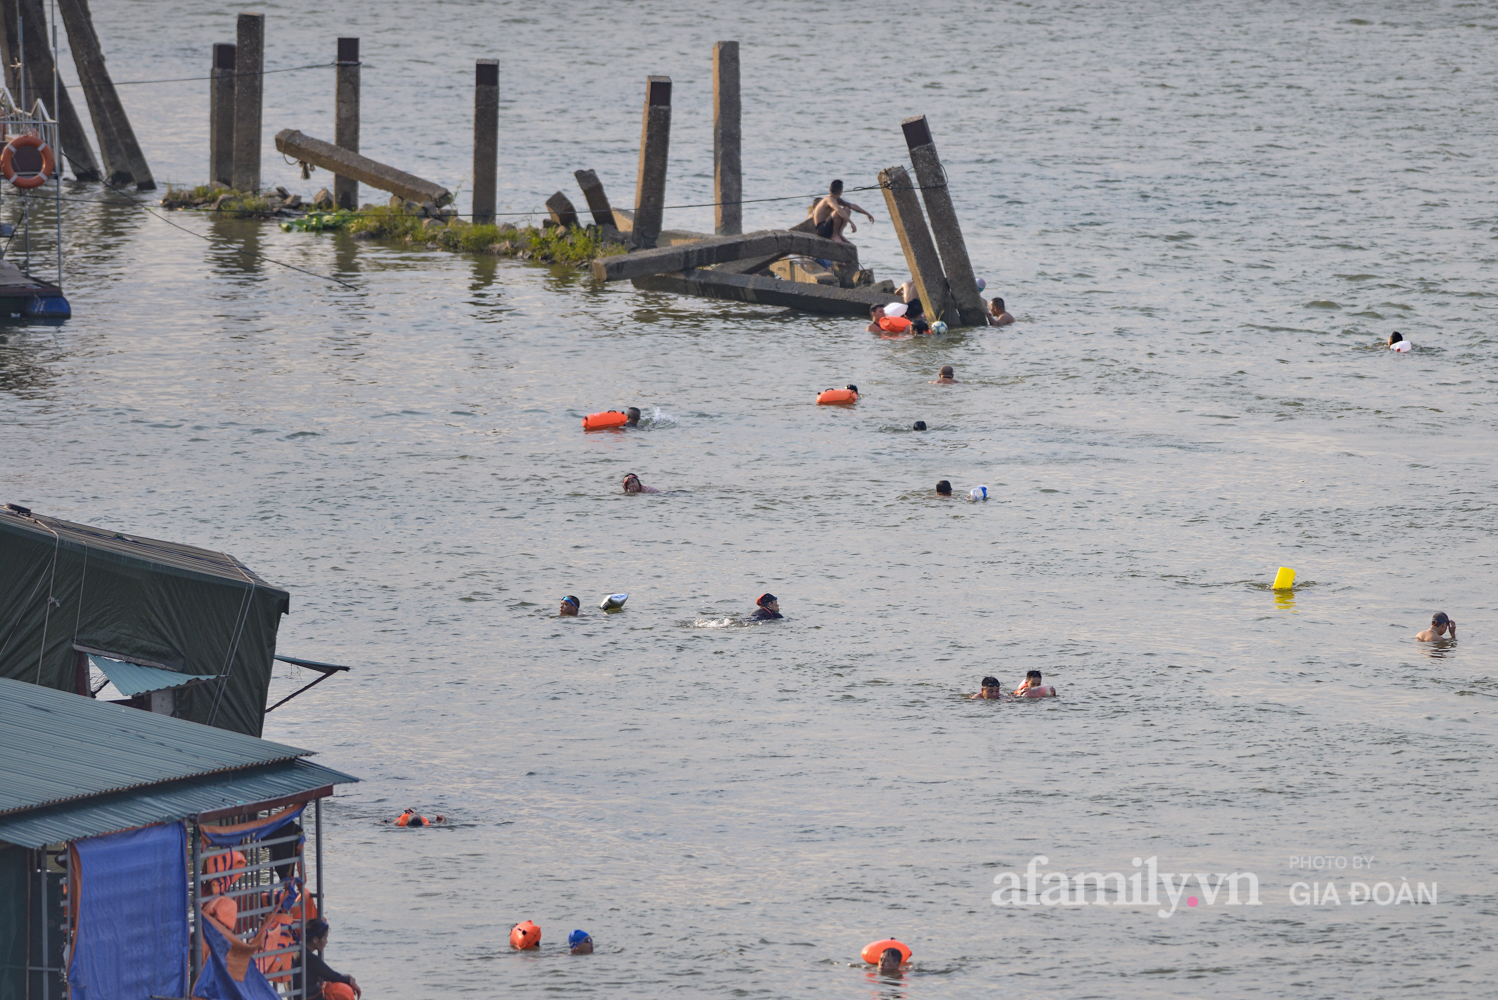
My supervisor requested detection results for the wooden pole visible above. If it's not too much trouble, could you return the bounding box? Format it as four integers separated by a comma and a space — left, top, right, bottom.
632, 76, 671, 249
712, 41, 741, 236
209, 43, 235, 188
56, 0, 153, 188
2, 0, 99, 180
877, 164, 950, 324
902, 115, 986, 326
334, 37, 360, 209
573, 169, 616, 229
231, 12, 264, 192
472, 60, 498, 225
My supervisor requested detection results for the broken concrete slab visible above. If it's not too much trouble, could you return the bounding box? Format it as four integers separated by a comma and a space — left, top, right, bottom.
546, 191, 580, 228
593, 229, 857, 282
573, 169, 617, 228
769, 258, 837, 285
275, 128, 452, 206
631, 268, 902, 317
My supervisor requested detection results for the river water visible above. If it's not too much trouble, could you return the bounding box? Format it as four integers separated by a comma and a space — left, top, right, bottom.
3, 0, 1497, 996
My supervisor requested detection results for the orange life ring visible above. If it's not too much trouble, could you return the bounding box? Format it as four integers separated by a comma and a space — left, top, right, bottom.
583, 411, 628, 430
817, 386, 858, 405
1, 134, 53, 188
861, 939, 911, 964
510, 920, 541, 949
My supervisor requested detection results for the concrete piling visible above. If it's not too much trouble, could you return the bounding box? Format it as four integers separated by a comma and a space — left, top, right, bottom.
545, 191, 579, 229
209, 43, 235, 188
232, 12, 264, 192
1, 0, 100, 180
472, 60, 499, 225
631, 76, 672, 249
878, 164, 950, 324
334, 38, 360, 209
712, 42, 741, 236
276, 129, 452, 206
57, 0, 153, 188
902, 115, 986, 326
573, 169, 616, 229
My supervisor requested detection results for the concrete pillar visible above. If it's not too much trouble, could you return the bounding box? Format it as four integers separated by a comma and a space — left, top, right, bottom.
545, 191, 579, 228
878, 164, 950, 324
57, 0, 153, 188
573, 169, 616, 229
232, 12, 264, 192
632, 76, 671, 249
209, 43, 236, 188
2, 0, 99, 180
472, 60, 498, 225
333, 38, 360, 209
902, 116, 986, 326
712, 42, 741, 236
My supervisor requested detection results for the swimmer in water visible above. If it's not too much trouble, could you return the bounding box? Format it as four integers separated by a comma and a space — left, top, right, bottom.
386, 809, 446, 827
936, 480, 952, 496
625, 406, 642, 426
559, 596, 580, 616
913, 421, 927, 431
930, 365, 959, 384
622, 473, 660, 494
751, 593, 783, 620
1014, 669, 1058, 698
878, 948, 905, 976
568, 930, 593, 955
986, 297, 1015, 327
911, 318, 931, 335
1416, 612, 1455, 641
970, 675, 1013, 700
1388, 331, 1412, 353
895, 280, 925, 321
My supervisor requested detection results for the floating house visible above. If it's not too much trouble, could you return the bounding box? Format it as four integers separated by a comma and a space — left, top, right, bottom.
0, 676, 357, 1000
0, 504, 342, 737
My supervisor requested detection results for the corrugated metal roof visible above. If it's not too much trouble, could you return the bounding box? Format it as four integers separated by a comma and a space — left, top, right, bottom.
0, 506, 285, 593
90, 655, 217, 697
0, 758, 357, 848
0, 676, 309, 815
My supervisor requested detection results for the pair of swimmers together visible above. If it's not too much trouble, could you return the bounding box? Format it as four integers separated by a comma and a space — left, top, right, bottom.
560, 593, 782, 619
971, 670, 1058, 700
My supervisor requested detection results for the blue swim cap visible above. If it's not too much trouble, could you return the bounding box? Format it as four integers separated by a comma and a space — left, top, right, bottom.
568, 930, 591, 948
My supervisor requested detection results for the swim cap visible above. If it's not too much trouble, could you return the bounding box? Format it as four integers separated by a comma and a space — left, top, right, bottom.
913, 421, 927, 431
568, 930, 591, 948
757, 593, 777, 607
1432, 612, 1450, 625
975, 278, 986, 291
562, 596, 580, 607
846, 384, 858, 395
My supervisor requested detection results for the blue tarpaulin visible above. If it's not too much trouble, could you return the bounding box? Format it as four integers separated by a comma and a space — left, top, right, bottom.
192, 918, 281, 1000
69, 822, 188, 1000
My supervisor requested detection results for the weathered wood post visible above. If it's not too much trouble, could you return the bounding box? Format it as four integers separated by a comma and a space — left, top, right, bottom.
632, 76, 672, 249
472, 60, 498, 225
209, 43, 236, 188
712, 42, 741, 236
232, 12, 264, 192
333, 38, 360, 209
878, 164, 950, 324
573, 169, 616, 229
3, 0, 99, 179
57, 0, 153, 188
902, 115, 986, 326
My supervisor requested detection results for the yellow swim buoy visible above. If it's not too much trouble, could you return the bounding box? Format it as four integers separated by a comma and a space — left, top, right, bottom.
1272, 567, 1295, 590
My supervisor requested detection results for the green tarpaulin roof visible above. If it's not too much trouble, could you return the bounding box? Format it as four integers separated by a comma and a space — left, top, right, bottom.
89, 654, 217, 697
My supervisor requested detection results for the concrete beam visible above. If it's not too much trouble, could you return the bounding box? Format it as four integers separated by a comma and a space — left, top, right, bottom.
3, 0, 99, 180
58, 0, 153, 188
593, 229, 856, 282
546, 191, 579, 228
473, 60, 498, 224
878, 164, 950, 324
231, 12, 263, 191
712, 216, 818, 274
768, 258, 837, 285
632, 268, 901, 317
712, 42, 741, 235
334, 38, 360, 210
573, 169, 616, 228
902, 115, 987, 327
275, 129, 452, 206
209, 44, 235, 187
632, 76, 671, 248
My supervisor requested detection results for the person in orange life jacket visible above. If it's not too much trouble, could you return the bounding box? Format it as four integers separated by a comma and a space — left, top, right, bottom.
751, 594, 783, 620
1014, 669, 1058, 698
391, 809, 445, 827
299, 919, 360, 1000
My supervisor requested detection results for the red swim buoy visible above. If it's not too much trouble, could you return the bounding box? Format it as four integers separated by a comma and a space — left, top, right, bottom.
817, 385, 859, 405
510, 920, 542, 949
1, 134, 53, 189
583, 410, 629, 430
861, 939, 911, 964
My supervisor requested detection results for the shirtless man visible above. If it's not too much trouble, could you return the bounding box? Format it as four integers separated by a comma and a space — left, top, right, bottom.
895, 280, 925, 321
987, 297, 1015, 327
1014, 669, 1058, 698
811, 180, 874, 246
970, 676, 1013, 700
1416, 612, 1456, 641
622, 473, 660, 494
930, 365, 959, 384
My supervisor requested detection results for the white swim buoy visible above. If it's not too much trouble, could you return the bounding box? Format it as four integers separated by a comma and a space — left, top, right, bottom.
599, 593, 628, 611
968, 486, 989, 501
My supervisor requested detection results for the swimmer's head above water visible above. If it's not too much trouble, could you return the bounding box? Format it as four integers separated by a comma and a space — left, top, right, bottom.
913, 421, 927, 431
1388, 332, 1403, 345
936, 480, 952, 496
878, 948, 904, 975
626, 407, 641, 426
560, 596, 580, 616
623, 473, 644, 493
1417, 612, 1455, 641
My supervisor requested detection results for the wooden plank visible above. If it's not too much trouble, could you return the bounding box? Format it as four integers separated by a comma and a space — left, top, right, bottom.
593, 229, 857, 282
632, 268, 901, 317
274, 129, 452, 205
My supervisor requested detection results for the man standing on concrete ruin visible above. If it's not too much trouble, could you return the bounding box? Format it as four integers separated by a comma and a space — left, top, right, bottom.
812, 180, 875, 245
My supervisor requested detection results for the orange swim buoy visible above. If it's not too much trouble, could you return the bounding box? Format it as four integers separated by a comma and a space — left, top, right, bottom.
817, 384, 859, 405
1, 134, 53, 189
861, 939, 912, 964
510, 920, 542, 949
583, 411, 629, 430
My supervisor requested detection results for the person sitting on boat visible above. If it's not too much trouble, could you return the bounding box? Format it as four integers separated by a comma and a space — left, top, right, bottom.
300, 919, 361, 1000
